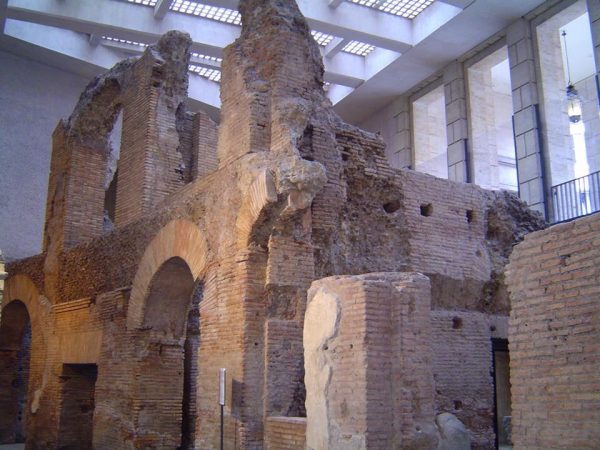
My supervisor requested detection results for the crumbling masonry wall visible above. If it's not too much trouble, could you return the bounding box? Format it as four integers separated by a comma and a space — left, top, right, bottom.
1, 0, 545, 448
506, 213, 600, 448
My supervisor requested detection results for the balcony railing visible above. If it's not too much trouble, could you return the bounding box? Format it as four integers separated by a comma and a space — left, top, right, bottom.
551, 170, 600, 223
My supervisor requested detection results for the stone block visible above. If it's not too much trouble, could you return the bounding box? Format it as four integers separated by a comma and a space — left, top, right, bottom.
446, 98, 467, 125
506, 18, 530, 47
447, 140, 466, 165
517, 153, 541, 183
436, 413, 471, 450
510, 60, 535, 90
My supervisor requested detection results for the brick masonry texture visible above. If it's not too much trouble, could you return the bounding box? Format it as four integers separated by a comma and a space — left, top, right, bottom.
506, 212, 600, 449
1, 0, 544, 448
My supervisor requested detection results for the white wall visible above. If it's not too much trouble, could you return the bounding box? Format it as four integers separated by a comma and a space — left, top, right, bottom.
412, 84, 448, 178
0, 50, 89, 261
467, 47, 517, 191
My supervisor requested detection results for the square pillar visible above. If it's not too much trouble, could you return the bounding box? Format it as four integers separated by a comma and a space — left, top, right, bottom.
507, 18, 546, 217
444, 61, 469, 183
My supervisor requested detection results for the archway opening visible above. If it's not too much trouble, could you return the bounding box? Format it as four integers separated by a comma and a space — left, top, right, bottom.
140, 257, 201, 449
0, 300, 32, 444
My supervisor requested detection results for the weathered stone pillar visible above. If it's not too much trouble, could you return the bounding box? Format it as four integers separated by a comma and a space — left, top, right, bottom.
507, 18, 546, 217
444, 61, 469, 182
304, 272, 438, 450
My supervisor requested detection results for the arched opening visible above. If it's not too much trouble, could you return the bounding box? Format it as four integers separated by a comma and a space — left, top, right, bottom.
0, 300, 32, 444
139, 257, 202, 449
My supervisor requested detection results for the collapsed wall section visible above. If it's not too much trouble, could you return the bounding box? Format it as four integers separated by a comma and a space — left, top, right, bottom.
505, 213, 600, 448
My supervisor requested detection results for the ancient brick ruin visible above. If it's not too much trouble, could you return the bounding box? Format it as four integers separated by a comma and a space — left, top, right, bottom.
0, 0, 561, 449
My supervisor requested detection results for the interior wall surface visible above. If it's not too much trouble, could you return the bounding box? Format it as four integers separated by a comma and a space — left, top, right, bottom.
467, 46, 517, 191
0, 50, 88, 262
412, 84, 448, 179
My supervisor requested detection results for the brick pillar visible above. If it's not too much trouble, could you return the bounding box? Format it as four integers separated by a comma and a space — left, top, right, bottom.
192, 111, 218, 180
115, 40, 190, 227
444, 61, 469, 182
392, 96, 413, 169
304, 272, 437, 449
43, 123, 108, 252
507, 19, 546, 217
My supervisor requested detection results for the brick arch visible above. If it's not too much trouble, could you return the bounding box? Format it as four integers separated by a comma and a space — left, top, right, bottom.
1, 274, 51, 443
3, 274, 50, 338
127, 219, 208, 330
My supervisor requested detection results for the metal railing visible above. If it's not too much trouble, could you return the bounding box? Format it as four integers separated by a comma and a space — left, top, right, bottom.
551, 170, 600, 223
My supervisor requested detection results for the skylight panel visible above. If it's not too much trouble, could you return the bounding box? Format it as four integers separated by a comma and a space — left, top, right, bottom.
126, 0, 157, 5
347, 0, 435, 19
102, 36, 149, 47
171, 1, 242, 25
189, 65, 221, 82
311, 31, 335, 47
342, 40, 375, 56
191, 53, 223, 63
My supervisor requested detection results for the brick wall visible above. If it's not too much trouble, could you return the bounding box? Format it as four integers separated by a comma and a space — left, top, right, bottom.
431, 310, 496, 448
265, 417, 306, 450
192, 111, 218, 180
506, 213, 600, 448
305, 273, 437, 449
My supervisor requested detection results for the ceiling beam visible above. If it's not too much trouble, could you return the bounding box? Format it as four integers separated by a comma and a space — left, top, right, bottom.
0, 0, 7, 32
88, 33, 100, 46
187, 0, 414, 52
322, 37, 347, 58
6, 0, 238, 57
2, 19, 221, 111
154, 0, 172, 20
6, 0, 366, 88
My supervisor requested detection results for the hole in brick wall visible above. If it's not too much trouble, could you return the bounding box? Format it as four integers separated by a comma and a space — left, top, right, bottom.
420, 203, 433, 216
466, 209, 475, 223
104, 108, 123, 231
341, 153, 349, 161
0, 300, 31, 444
452, 317, 463, 329
383, 200, 401, 214
454, 400, 463, 410
298, 124, 314, 161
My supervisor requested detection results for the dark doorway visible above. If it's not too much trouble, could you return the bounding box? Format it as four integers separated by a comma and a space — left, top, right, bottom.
492, 338, 512, 449
0, 300, 32, 444
57, 364, 98, 450
180, 282, 203, 449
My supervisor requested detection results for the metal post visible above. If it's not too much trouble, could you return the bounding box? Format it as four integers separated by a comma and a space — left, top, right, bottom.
219, 368, 226, 450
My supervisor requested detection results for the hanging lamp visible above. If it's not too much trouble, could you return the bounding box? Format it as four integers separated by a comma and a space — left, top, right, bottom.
562, 30, 582, 123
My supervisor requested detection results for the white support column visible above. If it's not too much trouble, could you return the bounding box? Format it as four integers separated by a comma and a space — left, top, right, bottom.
393, 96, 412, 169
444, 61, 469, 182
507, 18, 546, 217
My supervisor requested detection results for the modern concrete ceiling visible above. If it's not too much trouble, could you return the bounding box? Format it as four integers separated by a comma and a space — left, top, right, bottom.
0, 0, 549, 124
